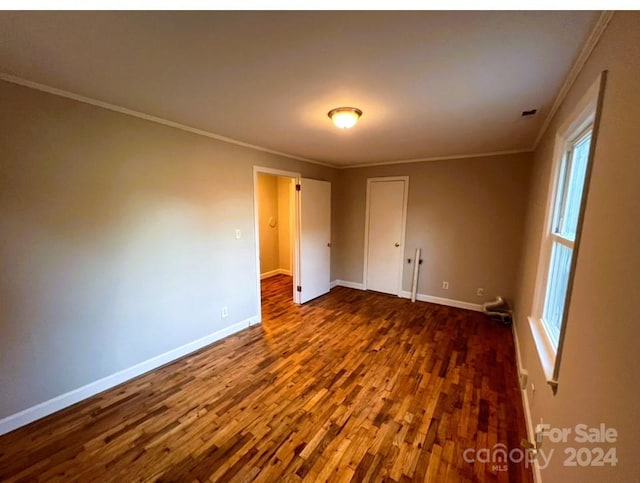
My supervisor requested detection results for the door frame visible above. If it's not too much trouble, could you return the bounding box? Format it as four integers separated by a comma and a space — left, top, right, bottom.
253, 166, 302, 318
362, 176, 410, 296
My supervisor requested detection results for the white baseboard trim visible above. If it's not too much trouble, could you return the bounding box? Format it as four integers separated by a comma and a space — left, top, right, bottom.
260, 269, 291, 280
0, 315, 260, 437
330, 280, 365, 290
511, 321, 542, 483
399, 290, 483, 312
331, 283, 482, 312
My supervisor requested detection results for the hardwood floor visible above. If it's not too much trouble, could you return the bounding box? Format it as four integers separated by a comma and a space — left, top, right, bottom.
0, 275, 533, 482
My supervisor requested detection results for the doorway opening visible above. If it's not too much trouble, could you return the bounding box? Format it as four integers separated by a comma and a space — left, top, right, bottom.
255, 169, 298, 309
253, 166, 332, 321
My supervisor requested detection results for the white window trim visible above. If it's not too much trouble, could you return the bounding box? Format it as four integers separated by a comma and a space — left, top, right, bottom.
529, 72, 606, 393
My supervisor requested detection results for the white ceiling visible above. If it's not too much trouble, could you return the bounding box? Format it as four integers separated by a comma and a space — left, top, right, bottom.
0, 11, 599, 167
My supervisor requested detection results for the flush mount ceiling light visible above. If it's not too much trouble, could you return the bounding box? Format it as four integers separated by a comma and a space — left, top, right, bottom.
328, 107, 363, 129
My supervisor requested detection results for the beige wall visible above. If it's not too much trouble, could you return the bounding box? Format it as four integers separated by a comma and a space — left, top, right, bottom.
257, 173, 280, 274
0, 80, 335, 419
277, 177, 292, 273
514, 12, 640, 481
334, 153, 533, 304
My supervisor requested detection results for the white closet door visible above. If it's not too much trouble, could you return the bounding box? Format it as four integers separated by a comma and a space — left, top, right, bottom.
366, 179, 407, 295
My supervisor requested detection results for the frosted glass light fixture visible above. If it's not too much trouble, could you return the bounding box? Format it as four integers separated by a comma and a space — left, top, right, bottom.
328, 107, 362, 129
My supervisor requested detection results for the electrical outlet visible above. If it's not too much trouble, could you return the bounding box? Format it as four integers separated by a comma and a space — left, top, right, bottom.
476, 287, 484, 297
519, 369, 528, 390
235, 229, 242, 240
442, 281, 449, 290
535, 419, 547, 447
221, 306, 229, 318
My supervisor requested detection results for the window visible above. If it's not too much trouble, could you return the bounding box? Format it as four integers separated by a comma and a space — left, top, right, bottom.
528, 72, 605, 393
542, 129, 592, 347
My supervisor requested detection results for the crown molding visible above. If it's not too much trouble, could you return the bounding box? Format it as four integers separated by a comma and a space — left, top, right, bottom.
338, 148, 533, 169
0, 72, 532, 170
532, 11, 614, 149
0, 73, 337, 169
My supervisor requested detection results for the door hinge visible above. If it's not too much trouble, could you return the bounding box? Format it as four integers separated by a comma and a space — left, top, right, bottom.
296, 184, 301, 191
296, 285, 302, 292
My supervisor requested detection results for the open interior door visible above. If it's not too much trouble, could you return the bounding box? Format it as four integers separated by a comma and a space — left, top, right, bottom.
297, 178, 331, 304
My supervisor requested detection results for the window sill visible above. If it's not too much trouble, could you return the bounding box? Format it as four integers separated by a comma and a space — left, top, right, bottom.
527, 316, 559, 393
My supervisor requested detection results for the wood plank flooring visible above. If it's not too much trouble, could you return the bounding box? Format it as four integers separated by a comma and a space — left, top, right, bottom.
0, 275, 533, 482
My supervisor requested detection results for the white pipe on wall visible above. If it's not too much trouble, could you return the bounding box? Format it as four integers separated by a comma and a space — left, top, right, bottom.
411, 248, 421, 302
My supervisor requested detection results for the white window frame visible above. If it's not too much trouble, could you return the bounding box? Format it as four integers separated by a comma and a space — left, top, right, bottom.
528, 72, 606, 394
